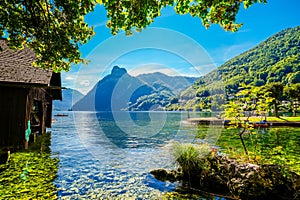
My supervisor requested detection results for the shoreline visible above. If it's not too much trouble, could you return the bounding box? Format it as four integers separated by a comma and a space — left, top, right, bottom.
184, 117, 300, 127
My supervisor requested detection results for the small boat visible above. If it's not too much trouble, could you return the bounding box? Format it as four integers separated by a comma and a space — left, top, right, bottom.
252, 120, 269, 128
54, 113, 68, 117
253, 123, 269, 128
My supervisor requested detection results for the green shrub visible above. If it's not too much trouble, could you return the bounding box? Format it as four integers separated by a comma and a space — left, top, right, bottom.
172, 142, 212, 176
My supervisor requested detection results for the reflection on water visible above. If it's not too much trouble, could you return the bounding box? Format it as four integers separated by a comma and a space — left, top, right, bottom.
50, 111, 198, 199
51, 111, 300, 199
197, 124, 300, 173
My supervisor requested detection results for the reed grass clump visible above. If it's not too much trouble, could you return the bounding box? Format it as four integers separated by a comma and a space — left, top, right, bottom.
171, 142, 212, 179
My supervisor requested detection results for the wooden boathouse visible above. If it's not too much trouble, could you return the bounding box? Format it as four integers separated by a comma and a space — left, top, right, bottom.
0, 39, 62, 149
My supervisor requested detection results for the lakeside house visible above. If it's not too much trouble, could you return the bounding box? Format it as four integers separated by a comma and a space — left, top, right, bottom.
0, 39, 62, 150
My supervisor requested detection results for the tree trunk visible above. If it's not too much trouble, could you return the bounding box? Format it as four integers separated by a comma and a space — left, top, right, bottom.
293, 100, 298, 117
239, 133, 248, 155
274, 100, 279, 118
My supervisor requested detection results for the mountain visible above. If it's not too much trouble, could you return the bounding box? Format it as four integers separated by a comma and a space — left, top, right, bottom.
72, 66, 155, 111
167, 26, 300, 111
72, 66, 199, 111
53, 88, 84, 111
128, 72, 199, 110
137, 72, 198, 95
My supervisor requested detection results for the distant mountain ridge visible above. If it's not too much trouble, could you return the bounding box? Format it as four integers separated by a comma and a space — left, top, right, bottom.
137, 72, 198, 95
167, 26, 300, 111
53, 88, 83, 111
72, 66, 196, 111
72, 66, 199, 111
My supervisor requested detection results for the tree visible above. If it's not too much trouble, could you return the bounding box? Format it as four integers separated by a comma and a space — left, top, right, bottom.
288, 71, 300, 84
0, 0, 96, 71
263, 82, 284, 118
1, 0, 267, 71
284, 83, 300, 116
284, 83, 300, 100
103, 0, 266, 35
224, 85, 273, 155
253, 78, 265, 86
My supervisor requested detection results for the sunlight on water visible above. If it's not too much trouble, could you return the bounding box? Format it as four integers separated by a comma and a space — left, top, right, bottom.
50, 111, 198, 199
50, 111, 300, 199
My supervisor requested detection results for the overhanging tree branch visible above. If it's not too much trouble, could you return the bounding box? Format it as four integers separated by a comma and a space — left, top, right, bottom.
1, 0, 267, 71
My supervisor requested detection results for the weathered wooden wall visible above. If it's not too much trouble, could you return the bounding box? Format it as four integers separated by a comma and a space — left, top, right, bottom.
0, 86, 28, 149
0, 86, 53, 149
27, 88, 55, 136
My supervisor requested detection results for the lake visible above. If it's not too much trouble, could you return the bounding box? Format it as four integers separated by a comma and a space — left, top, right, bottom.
50, 111, 300, 199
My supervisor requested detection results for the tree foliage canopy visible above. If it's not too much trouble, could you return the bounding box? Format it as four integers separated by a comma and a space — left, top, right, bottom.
0, 0, 266, 71
224, 84, 274, 154
284, 83, 300, 101
101, 0, 266, 35
0, 0, 96, 71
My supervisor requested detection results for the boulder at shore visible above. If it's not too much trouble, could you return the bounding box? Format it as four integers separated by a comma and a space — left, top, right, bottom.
151, 155, 300, 200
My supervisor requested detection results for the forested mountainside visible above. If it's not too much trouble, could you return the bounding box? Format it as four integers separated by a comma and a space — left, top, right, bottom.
167, 26, 300, 111
137, 72, 198, 95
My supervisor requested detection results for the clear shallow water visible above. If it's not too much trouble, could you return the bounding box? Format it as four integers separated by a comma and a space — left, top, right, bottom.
50, 111, 300, 199
50, 111, 200, 199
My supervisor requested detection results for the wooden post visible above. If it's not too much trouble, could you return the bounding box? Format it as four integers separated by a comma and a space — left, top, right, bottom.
24, 141, 28, 149
41, 102, 46, 134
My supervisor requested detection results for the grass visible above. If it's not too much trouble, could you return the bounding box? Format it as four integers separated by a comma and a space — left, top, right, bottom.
172, 142, 213, 176
246, 116, 300, 122
224, 116, 300, 123
267, 116, 300, 122
189, 116, 300, 123
0, 133, 58, 199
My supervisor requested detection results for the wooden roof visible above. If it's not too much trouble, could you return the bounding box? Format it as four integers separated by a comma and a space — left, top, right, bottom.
0, 39, 53, 85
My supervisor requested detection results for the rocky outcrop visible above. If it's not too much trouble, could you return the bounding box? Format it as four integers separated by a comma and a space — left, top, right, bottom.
151, 155, 300, 200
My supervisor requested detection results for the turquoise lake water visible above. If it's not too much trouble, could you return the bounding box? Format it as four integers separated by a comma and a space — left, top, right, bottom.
50, 111, 299, 199
51, 111, 202, 199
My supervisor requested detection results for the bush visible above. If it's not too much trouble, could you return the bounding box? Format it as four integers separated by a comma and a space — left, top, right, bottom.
171, 142, 212, 178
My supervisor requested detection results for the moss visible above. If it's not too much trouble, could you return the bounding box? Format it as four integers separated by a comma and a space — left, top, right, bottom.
0, 132, 58, 199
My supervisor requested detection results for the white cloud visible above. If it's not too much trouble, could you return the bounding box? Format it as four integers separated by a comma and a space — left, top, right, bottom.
232, 28, 251, 34
65, 76, 74, 80
80, 80, 90, 87
128, 63, 180, 76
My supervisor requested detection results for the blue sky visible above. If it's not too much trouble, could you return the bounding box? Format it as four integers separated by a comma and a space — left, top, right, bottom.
64, 0, 300, 94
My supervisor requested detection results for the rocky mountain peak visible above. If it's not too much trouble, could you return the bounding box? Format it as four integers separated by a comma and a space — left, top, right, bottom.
111, 66, 127, 77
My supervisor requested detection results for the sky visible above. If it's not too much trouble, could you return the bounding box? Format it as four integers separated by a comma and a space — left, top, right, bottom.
63, 0, 300, 94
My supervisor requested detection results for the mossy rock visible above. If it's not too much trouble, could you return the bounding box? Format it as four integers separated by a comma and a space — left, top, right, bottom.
152, 154, 300, 199
150, 169, 182, 182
